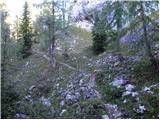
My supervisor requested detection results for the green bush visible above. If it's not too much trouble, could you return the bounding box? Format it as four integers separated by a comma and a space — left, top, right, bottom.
1, 80, 20, 118
92, 29, 106, 55
78, 99, 106, 119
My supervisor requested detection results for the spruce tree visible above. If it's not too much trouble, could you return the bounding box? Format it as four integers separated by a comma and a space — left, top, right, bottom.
92, 12, 106, 55
20, 1, 33, 58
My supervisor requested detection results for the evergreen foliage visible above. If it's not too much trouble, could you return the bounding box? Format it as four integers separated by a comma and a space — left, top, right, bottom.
19, 2, 33, 58
92, 12, 106, 55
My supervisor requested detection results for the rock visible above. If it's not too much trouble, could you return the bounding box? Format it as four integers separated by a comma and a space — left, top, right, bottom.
60, 109, 67, 116
82, 56, 87, 59
60, 100, 65, 107
102, 115, 109, 119
56, 83, 60, 87
68, 83, 73, 88
143, 87, 153, 94
24, 95, 34, 104
39, 96, 51, 107
142, 85, 157, 94
75, 92, 80, 98
25, 61, 30, 67
29, 85, 36, 91
122, 91, 132, 97
80, 87, 101, 99
114, 61, 120, 66
125, 84, 135, 91
143, 87, 150, 91
123, 99, 127, 103
66, 94, 78, 104
79, 79, 84, 86
28, 85, 36, 94
131, 92, 139, 97
111, 76, 127, 88
104, 104, 123, 119
150, 84, 159, 88
24, 95, 31, 100
134, 104, 146, 114
15, 113, 29, 119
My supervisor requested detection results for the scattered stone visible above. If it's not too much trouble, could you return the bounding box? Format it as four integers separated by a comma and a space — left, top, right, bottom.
82, 56, 87, 59
79, 79, 84, 86
60, 100, 65, 107
142, 85, 156, 94
66, 94, 78, 104
60, 109, 67, 116
25, 61, 30, 67
15, 113, 29, 119
39, 96, 51, 107
143, 87, 150, 91
104, 104, 123, 119
125, 84, 135, 91
56, 83, 60, 88
122, 91, 131, 97
80, 87, 101, 99
28, 85, 36, 94
131, 92, 139, 98
110, 76, 127, 88
68, 83, 73, 88
134, 104, 146, 114
123, 99, 127, 103
24, 95, 31, 100
150, 84, 159, 88
114, 61, 120, 66
102, 115, 109, 119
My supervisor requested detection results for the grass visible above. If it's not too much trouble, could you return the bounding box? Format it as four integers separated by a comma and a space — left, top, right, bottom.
70, 26, 92, 52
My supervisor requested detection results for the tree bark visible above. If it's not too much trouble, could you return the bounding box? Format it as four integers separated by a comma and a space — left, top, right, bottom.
49, 0, 56, 67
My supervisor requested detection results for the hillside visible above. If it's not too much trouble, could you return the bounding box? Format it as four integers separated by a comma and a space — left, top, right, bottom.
1, 1, 159, 119
2, 25, 159, 119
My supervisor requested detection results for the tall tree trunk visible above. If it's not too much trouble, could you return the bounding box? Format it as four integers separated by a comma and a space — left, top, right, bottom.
140, 2, 158, 72
116, 27, 124, 62
1, 13, 6, 79
115, 1, 124, 62
62, 0, 65, 29
49, 0, 56, 67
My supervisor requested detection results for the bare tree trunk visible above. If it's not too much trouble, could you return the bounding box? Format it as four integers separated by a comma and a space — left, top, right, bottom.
115, 1, 124, 62
116, 23, 124, 62
49, 0, 56, 67
140, 2, 158, 72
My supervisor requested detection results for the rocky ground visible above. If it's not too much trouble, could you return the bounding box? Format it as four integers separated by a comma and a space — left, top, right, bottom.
9, 48, 158, 119
2, 27, 159, 119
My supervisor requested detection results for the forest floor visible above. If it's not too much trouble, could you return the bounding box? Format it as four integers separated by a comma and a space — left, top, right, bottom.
3, 27, 159, 119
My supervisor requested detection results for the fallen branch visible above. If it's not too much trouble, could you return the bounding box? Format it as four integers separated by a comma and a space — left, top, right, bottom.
32, 49, 77, 71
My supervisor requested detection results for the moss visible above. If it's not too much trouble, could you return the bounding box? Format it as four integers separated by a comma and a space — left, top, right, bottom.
78, 99, 106, 119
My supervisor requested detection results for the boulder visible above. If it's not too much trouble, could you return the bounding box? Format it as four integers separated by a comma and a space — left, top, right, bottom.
15, 113, 29, 119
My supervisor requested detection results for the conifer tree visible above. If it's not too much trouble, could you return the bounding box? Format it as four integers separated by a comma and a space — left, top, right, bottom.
20, 1, 33, 58
127, 1, 159, 71
92, 12, 106, 55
